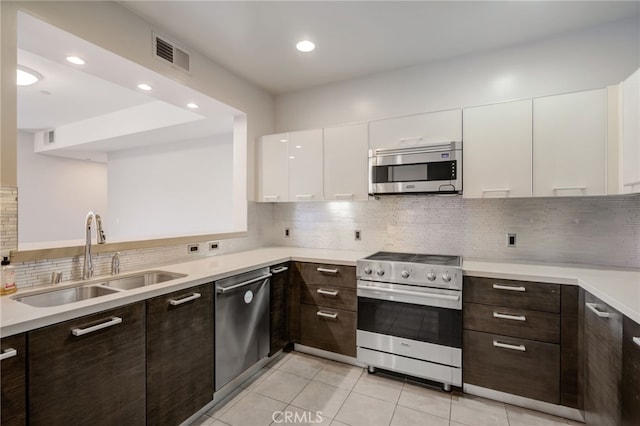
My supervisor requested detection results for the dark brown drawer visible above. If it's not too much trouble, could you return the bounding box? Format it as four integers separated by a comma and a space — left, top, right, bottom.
464, 302, 560, 343
464, 330, 560, 404
301, 283, 357, 311
464, 276, 560, 313
300, 304, 356, 357
294, 262, 356, 289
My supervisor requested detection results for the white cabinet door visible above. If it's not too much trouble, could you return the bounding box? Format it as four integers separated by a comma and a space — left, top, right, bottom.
463, 100, 532, 198
288, 129, 323, 201
323, 123, 368, 201
258, 133, 289, 202
369, 109, 462, 151
533, 89, 607, 197
621, 69, 640, 194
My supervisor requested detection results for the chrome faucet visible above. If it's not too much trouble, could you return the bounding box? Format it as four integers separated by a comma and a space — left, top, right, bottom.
82, 211, 106, 280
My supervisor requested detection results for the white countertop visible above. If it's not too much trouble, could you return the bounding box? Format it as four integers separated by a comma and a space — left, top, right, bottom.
1, 246, 639, 337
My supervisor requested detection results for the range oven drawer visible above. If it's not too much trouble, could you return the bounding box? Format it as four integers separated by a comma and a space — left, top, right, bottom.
463, 302, 560, 344
301, 283, 357, 311
464, 276, 561, 313
463, 329, 560, 404
300, 304, 356, 357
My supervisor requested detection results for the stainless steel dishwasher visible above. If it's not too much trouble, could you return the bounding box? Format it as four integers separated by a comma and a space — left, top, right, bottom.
215, 267, 271, 391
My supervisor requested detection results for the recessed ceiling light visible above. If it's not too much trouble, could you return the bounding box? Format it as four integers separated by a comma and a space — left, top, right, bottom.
66, 56, 85, 65
186, 103, 199, 109
296, 40, 315, 53
16, 65, 42, 86
137, 83, 152, 91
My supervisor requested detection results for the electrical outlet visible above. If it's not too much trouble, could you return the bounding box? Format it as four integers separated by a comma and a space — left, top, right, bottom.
507, 233, 517, 247
355, 230, 361, 241
284, 228, 290, 238
188, 244, 199, 254
209, 242, 219, 251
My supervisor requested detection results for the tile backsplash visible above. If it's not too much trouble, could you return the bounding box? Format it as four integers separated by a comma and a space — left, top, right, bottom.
269, 194, 640, 269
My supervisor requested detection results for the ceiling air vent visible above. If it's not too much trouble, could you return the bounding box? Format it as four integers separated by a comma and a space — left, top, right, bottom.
153, 33, 190, 72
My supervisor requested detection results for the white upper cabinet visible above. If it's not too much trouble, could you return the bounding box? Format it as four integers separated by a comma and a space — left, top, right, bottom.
258, 132, 289, 202
323, 123, 369, 201
621, 69, 640, 194
533, 89, 607, 197
368, 109, 462, 151
463, 99, 533, 198
288, 129, 324, 202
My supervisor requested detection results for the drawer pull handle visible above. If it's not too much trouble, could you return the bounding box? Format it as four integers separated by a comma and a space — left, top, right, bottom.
317, 268, 339, 274
316, 311, 338, 319
493, 312, 526, 322
72, 317, 123, 336
169, 292, 201, 306
634, 337, 640, 348
0, 348, 17, 361
317, 288, 339, 296
492, 284, 526, 292
263, 195, 280, 200
586, 302, 611, 318
335, 193, 354, 199
493, 340, 526, 352
271, 266, 289, 274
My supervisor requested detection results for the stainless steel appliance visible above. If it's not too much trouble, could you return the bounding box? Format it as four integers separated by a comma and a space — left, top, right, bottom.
369, 141, 462, 195
215, 267, 271, 391
356, 252, 463, 390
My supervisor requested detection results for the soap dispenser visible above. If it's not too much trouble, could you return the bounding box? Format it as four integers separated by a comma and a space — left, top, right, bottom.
0, 256, 16, 295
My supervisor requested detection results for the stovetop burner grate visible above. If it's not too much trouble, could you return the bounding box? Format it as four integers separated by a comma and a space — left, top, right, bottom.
365, 251, 461, 266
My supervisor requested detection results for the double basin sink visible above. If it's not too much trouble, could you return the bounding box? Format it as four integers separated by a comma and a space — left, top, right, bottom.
13, 271, 187, 308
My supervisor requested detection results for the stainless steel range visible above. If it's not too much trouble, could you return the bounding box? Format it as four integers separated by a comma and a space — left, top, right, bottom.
356, 252, 462, 390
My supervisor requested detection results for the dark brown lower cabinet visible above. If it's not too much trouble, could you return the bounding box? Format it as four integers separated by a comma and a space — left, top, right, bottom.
583, 291, 622, 426
622, 316, 640, 426
300, 304, 356, 357
463, 329, 560, 403
146, 284, 214, 426
1, 333, 26, 426
28, 302, 146, 426
270, 263, 291, 355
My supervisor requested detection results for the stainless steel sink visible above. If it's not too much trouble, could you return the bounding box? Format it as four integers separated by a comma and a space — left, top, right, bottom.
97, 271, 187, 290
14, 285, 120, 308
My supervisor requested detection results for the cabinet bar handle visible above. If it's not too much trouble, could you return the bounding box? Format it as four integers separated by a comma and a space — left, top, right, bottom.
317, 267, 338, 274
71, 317, 123, 336
623, 180, 640, 187
492, 284, 526, 292
263, 195, 279, 200
271, 266, 289, 274
316, 288, 339, 296
317, 311, 338, 319
334, 193, 354, 199
493, 340, 526, 352
633, 337, 640, 348
482, 188, 511, 193
586, 302, 611, 318
295, 194, 313, 199
493, 312, 526, 322
0, 348, 17, 361
552, 186, 586, 192
169, 292, 201, 306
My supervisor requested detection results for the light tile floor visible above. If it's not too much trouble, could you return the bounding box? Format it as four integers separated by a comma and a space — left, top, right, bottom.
191, 351, 581, 426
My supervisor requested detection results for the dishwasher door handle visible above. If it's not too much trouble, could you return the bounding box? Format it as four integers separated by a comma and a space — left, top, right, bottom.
217, 273, 272, 294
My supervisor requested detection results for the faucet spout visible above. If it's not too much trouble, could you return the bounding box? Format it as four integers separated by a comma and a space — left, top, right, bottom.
82, 211, 106, 280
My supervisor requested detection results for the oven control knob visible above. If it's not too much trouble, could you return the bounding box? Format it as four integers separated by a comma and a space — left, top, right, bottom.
401, 270, 410, 279
442, 273, 452, 282
427, 272, 437, 281
363, 267, 372, 275
376, 268, 385, 277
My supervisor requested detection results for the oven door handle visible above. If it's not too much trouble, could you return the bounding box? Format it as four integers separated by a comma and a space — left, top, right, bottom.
358, 285, 460, 301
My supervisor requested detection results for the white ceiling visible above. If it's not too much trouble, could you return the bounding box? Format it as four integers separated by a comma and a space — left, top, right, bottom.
120, 0, 640, 95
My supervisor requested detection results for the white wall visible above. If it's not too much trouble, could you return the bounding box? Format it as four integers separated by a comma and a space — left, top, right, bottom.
107, 134, 233, 241
17, 130, 107, 246
275, 17, 639, 131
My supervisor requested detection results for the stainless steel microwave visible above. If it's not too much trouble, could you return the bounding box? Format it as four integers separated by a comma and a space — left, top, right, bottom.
368, 141, 462, 195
